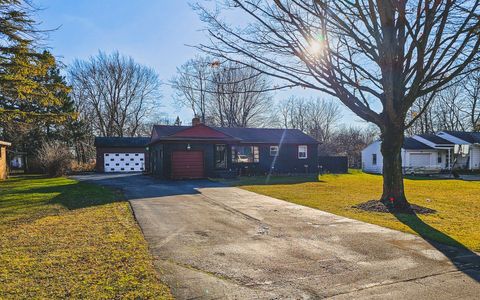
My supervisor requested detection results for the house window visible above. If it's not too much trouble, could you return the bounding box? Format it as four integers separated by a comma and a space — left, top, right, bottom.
232, 146, 259, 163
372, 154, 377, 165
215, 144, 227, 169
298, 145, 308, 159
438, 155, 442, 164
270, 146, 279, 157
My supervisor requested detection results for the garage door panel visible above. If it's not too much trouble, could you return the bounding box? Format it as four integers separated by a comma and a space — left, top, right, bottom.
104, 153, 145, 172
171, 151, 204, 179
409, 153, 431, 167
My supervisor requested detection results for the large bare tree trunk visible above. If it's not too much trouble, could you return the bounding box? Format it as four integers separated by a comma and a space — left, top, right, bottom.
380, 126, 410, 211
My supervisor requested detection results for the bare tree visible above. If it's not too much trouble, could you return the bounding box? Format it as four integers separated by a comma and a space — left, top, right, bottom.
464, 69, 480, 131
171, 57, 272, 127
196, 1, 480, 210
306, 98, 342, 142
322, 125, 378, 168
69, 51, 161, 137
209, 62, 272, 127
275, 96, 341, 142
171, 56, 211, 123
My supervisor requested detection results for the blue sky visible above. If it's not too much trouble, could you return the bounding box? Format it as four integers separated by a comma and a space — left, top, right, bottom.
35, 0, 363, 126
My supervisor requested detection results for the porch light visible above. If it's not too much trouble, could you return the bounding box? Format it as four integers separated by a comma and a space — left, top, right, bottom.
187, 144, 191, 150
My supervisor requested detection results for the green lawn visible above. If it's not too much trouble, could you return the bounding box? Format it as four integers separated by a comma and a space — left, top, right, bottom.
0, 176, 172, 299
223, 171, 480, 252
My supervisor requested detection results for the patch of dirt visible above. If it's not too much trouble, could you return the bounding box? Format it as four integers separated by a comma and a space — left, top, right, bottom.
353, 200, 436, 215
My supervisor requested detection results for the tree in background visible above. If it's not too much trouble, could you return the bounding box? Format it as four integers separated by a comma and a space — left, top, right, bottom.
69, 51, 161, 137
209, 62, 272, 127
196, 1, 480, 211
171, 56, 211, 123
171, 57, 272, 127
173, 116, 182, 126
406, 72, 480, 135
322, 126, 378, 168
274, 96, 342, 144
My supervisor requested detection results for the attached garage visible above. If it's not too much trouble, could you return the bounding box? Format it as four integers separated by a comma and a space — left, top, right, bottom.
409, 153, 432, 167
171, 151, 204, 179
95, 137, 150, 173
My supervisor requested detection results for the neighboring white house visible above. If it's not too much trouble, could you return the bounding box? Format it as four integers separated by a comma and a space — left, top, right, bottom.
362, 131, 480, 174
362, 137, 445, 175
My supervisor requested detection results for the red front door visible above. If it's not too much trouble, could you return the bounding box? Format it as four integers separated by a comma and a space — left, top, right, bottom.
171, 151, 204, 179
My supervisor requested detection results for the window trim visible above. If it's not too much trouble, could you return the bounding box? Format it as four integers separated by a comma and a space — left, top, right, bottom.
270, 145, 279, 157
298, 145, 308, 159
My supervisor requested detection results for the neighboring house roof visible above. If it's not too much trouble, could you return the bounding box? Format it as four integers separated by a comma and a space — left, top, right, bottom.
0, 140, 11, 147
442, 131, 480, 144
94, 137, 150, 148
403, 137, 434, 150
416, 134, 454, 145
151, 125, 319, 144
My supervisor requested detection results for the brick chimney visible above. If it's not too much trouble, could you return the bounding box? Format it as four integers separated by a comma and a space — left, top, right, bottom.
192, 117, 201, 126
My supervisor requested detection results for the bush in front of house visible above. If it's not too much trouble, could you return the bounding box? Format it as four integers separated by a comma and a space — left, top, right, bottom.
37, 141, 73, 177
70, 160, 96, 173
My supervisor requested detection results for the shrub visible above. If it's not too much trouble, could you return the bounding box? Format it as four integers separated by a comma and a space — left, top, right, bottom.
70, 161, 96, 173
36, 141, 73, 177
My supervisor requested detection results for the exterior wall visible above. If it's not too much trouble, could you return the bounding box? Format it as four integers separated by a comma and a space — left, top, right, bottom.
361, 141, 383, 174
0, 145, 7, 180
96, 147, 149, 172
362, 141, 443, 174
151, 142, 235, 179
250, 143, 318, 175
469, 145, 480, 170
150, 142, 318, 179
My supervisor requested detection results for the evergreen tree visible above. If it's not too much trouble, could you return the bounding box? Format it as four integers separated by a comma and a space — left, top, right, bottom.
174, 116, 182, 126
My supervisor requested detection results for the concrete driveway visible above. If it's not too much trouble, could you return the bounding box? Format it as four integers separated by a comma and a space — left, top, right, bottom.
74, 174, 480, 299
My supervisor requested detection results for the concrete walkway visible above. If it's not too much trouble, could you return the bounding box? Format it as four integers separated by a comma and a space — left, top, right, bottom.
74, 174, 480, 299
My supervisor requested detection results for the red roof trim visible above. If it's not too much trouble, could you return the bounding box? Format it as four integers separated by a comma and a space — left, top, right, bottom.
171, 124, 232, 139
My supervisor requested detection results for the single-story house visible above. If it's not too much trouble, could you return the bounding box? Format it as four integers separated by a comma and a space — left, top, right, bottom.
148, 119, 319, 179
94, 137, 150, 173
0, 140, 11, 180
437, 131, 480, 170
362, 131, 480, 174
362, 137, 447, 175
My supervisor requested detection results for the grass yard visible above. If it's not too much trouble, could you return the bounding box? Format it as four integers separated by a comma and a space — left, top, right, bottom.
224, 170, 480, 252
0, 176, 172, 299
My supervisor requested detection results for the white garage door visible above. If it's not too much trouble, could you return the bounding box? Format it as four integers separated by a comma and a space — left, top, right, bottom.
409, 153, 431, 167
104, 153, 145, 172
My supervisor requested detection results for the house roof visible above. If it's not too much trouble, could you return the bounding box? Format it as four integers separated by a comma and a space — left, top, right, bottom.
151, 125, 319, 144
94, 137, 150, 148
442, 131, 480, 144
403, 137, 434, 150
416, 134, 454, 145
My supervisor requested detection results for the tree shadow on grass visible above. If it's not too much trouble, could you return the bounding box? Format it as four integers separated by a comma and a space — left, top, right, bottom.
2, 180, 123, 211
391, 211, 480, 282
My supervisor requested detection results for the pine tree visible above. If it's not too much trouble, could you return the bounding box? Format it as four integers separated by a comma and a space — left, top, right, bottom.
174, 116, 182, 126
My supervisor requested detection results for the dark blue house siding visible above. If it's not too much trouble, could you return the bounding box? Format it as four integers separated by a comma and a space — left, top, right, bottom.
150, 142, 318, 179
150, 142, 236, 178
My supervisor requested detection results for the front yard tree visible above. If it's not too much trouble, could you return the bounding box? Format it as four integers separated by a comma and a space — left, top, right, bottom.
196, 0, 480, 211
